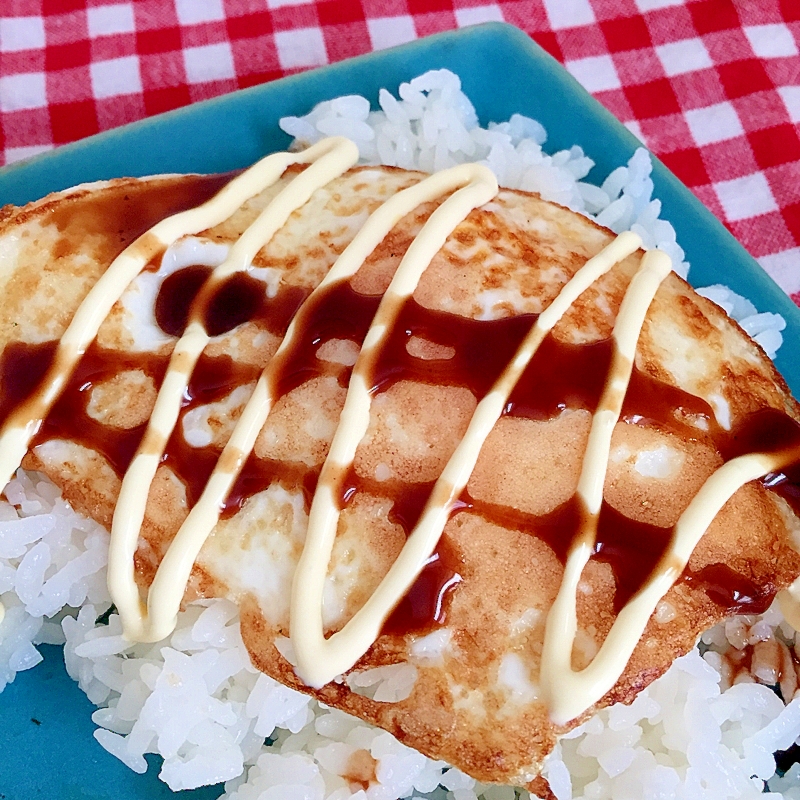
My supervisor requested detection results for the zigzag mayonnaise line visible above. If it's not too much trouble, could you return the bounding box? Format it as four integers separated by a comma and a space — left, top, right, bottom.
540, 248, 672, 724
1, 138, 799, 727
0, 137, 354, 489
117, 162, 499, 644
108, 137, 359, 642
290, 230, 643, 687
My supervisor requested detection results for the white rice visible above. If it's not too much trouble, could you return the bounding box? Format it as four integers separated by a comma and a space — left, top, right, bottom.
280, 68, 688, 279
697, 285, 786, 359
0, 68, 795, 799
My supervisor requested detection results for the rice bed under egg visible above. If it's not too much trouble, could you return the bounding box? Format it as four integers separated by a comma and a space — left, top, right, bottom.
0, 69, 795, 800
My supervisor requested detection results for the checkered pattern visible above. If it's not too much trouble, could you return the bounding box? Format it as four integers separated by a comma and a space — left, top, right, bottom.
0, 0, 798, 307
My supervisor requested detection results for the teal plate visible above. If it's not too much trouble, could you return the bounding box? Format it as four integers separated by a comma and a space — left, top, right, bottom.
0, 21, 798, 800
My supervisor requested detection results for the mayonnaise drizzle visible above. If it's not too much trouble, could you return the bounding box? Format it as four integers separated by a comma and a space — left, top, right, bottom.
544, 450, 787, 726
113, 161, 499, 643
0, 137, 356, 488
291, 230, 643, 687
540, 249, 673, 724
108, 136, 359, 642
1, 137, 797, 726
538, 253, 798, 723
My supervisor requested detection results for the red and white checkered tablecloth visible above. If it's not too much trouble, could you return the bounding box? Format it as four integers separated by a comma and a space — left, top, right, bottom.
0, 0, 798, 307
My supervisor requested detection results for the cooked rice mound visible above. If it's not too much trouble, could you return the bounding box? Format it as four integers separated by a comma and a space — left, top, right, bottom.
4, 471, 800, 799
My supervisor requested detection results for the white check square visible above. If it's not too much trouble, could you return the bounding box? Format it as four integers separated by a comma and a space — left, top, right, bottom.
184, 43, 236, 84
275, 27, 327, 71
266, 0, 315, 8
5, 144, 52, 164
744, 24, 798, 59
0, 16, 45, 53
91, 56, 142, 99
715, 173, 778, 222
633, 0, 683, 9
685, 102, 744, 147
758, 248, 800, 296
624, 120, 645, 143
175, 0, 225, 26
0, 72, 46, 112
542, 0, 594, 29
87, 4, 136, 38
656, 38, 713, 77
566, 55, 621, 94
367, 16, 416, 51
778, 86, 800, 124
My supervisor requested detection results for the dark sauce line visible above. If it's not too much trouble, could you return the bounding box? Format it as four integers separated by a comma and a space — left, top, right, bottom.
6, 270, 800, 635
338, 298, 800, 630
268, 282, 381, 401
0, 173, 232, 467
2, 194, 800, 637
47, 173, 233, 262
35, 344, 170, 476
683, 563, 776, 615
156, 265, 213, 338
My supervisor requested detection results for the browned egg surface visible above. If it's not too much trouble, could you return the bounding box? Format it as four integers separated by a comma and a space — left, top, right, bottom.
0, 165, 799, 792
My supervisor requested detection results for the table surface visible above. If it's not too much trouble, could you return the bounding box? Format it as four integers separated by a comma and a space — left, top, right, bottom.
0, 0, 798, 307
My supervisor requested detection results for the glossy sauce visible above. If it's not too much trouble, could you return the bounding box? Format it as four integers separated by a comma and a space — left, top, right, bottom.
270, 282, 381, 400
382, 539, 463, 635
164, 353, 262, 507
2, 147, 800, 721
0, 341, 59, 422
686, 562, 775, 615
155, 264, 213, 337
34, 343, 169, 476
372, 298, 533, 397
48, 173, 233, 263
767, 468, 800, 517
156, 264, 311, 341
6, 260, 800, 628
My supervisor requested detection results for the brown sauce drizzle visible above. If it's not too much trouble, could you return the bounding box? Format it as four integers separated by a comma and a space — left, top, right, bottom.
766, 468, 800, 517
721, 408, 800, 462
270, 282, 381, 400
155, 265, 213, 337
685, 563, 775, 615
47, 173, 232, 263
509, 337, 612, 420
386, 480, 438, 534
0, 341, 59, 422
372, 298, 532, 396
382, 538, 463, 636
592, 503, 674, 612
224, 456, 320, 519
335, 470, 463, 635
5, 266, 800, 633
453, 491, 582, 564
185, 353, 260, 408
162, 421, 232, 510
623, 366, 719, 437
4, 179, 800, 640
157, 265, 311, 341
163, 353, 263, 507
350, 303, 800, 628
450, 492, 674, 613
203, 273, 302, 338
34, 343, 169, 475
